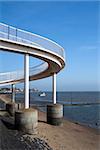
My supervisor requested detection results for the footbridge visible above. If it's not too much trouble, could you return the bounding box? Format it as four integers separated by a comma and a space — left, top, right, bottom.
0, 23, 65, 108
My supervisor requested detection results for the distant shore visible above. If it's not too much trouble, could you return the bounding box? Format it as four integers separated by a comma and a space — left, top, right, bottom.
0, 94, 100, 150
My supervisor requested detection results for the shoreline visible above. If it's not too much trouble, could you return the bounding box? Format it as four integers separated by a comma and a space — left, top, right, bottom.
0, 109, 99, 150
0, 94, 100, 150
0, 93, 100, 130
34, 104, 100, 131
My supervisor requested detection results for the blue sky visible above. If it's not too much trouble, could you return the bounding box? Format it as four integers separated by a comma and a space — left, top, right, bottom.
0, 1, 99, 91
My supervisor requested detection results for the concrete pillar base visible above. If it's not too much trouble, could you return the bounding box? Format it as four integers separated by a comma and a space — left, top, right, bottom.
6, 102, 18, 116
17, 103, 24, 110
6, 102, 24, 116
15, 108, 38, 134
47, 104, 63, 126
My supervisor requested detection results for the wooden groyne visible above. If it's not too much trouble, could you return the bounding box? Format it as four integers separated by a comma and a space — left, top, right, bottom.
64, 102, 100, 106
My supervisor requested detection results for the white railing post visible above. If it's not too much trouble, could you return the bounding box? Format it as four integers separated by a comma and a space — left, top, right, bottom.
12, 84, 15, 103
24, 53, 29, 109
52, 73, 56, 104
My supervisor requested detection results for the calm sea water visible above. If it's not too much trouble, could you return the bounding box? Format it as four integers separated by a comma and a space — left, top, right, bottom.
15, 91, 100, 129
0, 92, 100, 129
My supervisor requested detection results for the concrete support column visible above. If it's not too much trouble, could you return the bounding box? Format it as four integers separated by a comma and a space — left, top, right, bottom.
24, 53, 29, 109
47, 104, 63, 126
12, 84, 15, 103
15, 108, 38, 134
52, 73, 56, 104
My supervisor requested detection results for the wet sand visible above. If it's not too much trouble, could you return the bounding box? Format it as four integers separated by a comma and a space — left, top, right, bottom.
37, 111, 100, 150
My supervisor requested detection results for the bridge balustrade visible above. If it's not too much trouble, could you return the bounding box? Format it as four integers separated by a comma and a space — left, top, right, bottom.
0, 23, 65, 59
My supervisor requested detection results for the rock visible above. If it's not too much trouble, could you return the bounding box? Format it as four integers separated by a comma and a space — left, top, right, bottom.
21, 136, 53, 150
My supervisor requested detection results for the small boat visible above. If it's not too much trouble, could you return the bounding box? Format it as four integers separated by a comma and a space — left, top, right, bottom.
39, 92, 46, 97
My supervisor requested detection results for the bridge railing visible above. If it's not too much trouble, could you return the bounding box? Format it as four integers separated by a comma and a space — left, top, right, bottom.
0, 62, 48, 84
0, 23, 65, 59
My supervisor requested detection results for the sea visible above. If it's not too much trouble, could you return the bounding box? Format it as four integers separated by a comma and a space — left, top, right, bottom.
0, 91, 100, 129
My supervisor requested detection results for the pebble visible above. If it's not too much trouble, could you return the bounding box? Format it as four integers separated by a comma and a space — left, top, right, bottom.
19, 135, 53, 150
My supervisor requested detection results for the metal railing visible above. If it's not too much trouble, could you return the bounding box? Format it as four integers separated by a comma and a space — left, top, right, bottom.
0, 23, 65, 85
0, 23, 65, 58
0, 62, 48, 84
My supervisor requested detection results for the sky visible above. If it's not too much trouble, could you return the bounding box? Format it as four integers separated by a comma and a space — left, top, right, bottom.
0, 0, 99, 91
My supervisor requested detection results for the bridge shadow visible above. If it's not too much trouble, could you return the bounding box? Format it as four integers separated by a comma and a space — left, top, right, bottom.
38, 119, 47, 124
1, 116, 15, 130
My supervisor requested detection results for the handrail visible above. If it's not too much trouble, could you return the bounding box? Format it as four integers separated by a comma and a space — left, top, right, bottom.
0, 23, 65, 85
0, 62, 48, 83
0, 23, 65, 58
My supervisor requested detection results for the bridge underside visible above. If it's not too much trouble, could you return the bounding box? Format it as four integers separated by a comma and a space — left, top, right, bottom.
0, 23, 65, 108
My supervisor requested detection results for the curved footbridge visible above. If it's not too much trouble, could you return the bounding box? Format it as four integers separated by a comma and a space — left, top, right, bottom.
0, 23, 65, 108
